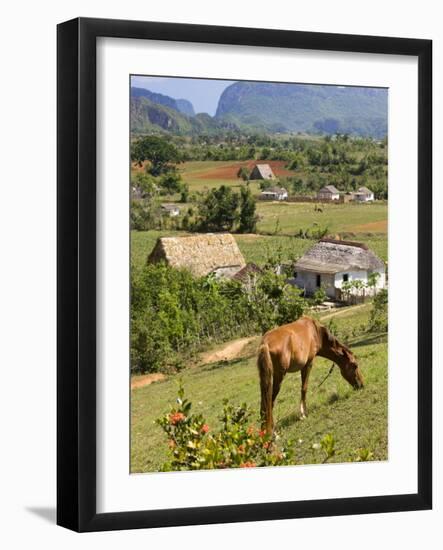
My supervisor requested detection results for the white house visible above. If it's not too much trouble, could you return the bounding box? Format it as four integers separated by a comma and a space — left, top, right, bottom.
317, 185, 340, 201
160, 203, 181, 217
289, 238, 386, 300
353, 186, 375, 202
260, 187, 288, 201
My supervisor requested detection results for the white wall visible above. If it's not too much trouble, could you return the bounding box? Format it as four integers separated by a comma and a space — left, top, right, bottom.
0, 1, 441, 549
334, 269, 368, 288
293, 271, 336, 297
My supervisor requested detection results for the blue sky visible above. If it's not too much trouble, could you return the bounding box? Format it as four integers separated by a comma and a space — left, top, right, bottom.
130, 76, 235, 115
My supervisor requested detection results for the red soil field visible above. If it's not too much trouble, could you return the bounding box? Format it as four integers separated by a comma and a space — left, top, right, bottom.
191, 160, 294, 180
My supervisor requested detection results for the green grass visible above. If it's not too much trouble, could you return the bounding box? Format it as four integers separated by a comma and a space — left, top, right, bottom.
255, 201, 387, 233
131, 304, 388, 472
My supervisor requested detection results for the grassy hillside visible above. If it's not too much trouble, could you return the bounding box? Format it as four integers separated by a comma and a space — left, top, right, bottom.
131, 303, 387, 472
216, 82, 387, 137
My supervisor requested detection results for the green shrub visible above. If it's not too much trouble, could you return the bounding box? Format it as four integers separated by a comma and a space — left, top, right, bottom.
312, 285, 327, 305
131, 263, 306, 373
156, 386, 295, 471
369, 289, 388, 332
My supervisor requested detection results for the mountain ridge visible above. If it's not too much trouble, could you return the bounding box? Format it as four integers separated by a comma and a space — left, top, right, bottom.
130, 83, 387, 138
215, 82, 387, 138
131, 87, 195, 116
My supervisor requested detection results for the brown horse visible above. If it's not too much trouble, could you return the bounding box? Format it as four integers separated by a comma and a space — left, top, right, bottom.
257, 316, 364, 434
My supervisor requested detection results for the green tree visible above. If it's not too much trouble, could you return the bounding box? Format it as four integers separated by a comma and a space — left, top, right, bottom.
197, 185, 240, 232
179, 183, 189, 203
131, 136, 182, 176
369, 288, 388, 332
237, 166, 250, 182
131, 172, 157, 198
159, 170, 184, 195
238, 185, 258, 233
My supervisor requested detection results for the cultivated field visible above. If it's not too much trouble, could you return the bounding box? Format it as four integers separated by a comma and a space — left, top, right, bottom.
131, 303, 388, 472
131, 159, 388, 263
179, 160, 294, 193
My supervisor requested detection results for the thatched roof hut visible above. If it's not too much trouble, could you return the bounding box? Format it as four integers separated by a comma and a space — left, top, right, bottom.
294, 238, 384, 274
148, 233, 246, 277
250, 163, 275, 180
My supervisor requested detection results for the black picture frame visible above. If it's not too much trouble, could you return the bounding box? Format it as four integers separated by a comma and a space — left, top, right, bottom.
57, 17, 432, 532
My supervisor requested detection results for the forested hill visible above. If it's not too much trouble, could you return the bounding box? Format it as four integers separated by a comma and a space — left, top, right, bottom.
215, 82, 387, 138
131, 83, 387, 138
131, 87, 195, 116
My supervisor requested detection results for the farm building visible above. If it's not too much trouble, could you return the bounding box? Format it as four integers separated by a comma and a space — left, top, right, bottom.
353, 187, 375, 202
317, 185, 340, 201
232, 262, 262, 282
290, 238, 386, 300
260, 187, 288, 201
249, 163, 276, 180
148, 233, 246, 278
160, 203, 180, 217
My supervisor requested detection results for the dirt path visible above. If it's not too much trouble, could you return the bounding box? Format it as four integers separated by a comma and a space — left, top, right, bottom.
131, 306, 367, 390
198, 336, 258, 365
319, 303, 367, 321
131, 336, 259, 390
131, 373, 166, 390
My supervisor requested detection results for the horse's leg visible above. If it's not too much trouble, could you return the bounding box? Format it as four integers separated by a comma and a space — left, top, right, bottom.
272, 369, 285, 405
300, 362, 313, 419
270, 368, 285, 431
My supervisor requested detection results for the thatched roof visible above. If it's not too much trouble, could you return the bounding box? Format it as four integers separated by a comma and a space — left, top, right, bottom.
250, 164, 275, 179
294, 238, 384, 274
357, 186, 373, 195
319, 185, 340, 194
148, 233, 246, 277
232, 262, 262, 282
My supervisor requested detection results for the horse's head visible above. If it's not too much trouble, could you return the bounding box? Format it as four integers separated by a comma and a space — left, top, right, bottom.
317, 322, 364, 390
338, 347, 364, 390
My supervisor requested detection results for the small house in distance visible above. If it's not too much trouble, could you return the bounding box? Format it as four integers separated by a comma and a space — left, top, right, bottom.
353, 186, 375, 202
317, 185, 340, 201
160, 203, 180, 217
250, 163, 276, 180
290, 238, 385, 300
260, 186, 288, 201
148, 233, 246, 278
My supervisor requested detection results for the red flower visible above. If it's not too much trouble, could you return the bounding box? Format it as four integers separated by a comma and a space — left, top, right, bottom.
258, 430, 266, 438
169, 412, 185, 425
201, 424, 209, 434
240, 461, 257, 468
263, 441, 271, 450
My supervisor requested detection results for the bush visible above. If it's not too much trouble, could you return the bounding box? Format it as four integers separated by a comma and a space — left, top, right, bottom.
312, 285, 327, 305
156, 386, 295, 471
131, 264, 307, 373
131, 264, 253, 373
368, 289, 388, 332
130, 199, 157, 231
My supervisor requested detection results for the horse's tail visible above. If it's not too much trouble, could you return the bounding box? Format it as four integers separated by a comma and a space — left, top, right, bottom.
257, 343, 274, 434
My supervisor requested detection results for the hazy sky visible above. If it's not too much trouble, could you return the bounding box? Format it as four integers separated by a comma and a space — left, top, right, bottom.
131, 76, 235, 115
